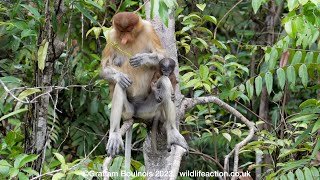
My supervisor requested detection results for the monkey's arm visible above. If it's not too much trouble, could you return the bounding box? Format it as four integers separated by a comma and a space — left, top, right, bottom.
129, 52, 165, 67
129, 25, 166, 67
100, 67, 132, 89
101, 47, 132, 89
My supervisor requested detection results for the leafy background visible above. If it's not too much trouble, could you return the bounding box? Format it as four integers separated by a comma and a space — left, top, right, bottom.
0, 0, 320, 179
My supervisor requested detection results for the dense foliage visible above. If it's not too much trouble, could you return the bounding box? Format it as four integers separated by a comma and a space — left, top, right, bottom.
0, 0, 320, 179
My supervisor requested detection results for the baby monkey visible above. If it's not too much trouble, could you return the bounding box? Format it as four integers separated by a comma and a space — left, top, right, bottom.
137, 58, 179, 152
150, 58, 177, 103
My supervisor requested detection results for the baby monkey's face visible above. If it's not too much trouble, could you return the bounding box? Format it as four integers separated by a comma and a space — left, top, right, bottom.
159, 58, 176, 76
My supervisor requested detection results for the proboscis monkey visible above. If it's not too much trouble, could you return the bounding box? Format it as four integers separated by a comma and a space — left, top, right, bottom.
100, 12, 188, 159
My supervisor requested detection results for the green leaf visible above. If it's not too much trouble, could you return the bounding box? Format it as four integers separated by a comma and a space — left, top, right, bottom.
21, 167, 39, 176
159, 1, 169, 27
246, 80, 254, 99
199, 65, 209, 79
299, 99, 318, 109
310, 0, 320, 5
285, 21, 294, 38
14, 154, 28, 168
310, 167, 319, 178
287, 171, 295, 180
317, 53, 320, 64
277, 68, 286, 90
20, 4, 41, 21
0, 108, 28, 121
295, 169, 305, 180
19, 155, 39, 168
37, 40, 49, 72
269, 47, 278, 69
9, 168, 19, 178
255, 76, 262, 96
222, 133, 231, 142
0, 160, 11, 175
286, 65, 296, 85
280, 174, 288, 180
203, 15, 217, 24
90, 96, 99, 114
163, 0, 175, 8
298, 0, 308, 5
252, 0, 262, 14
18, 172, 28, 180
304, 167, 313, 180
212, 39, 227, 50
292, 126, 312, 148
288, 0, 299, 11
18, 88, 41, 100
265, 72, 273, 95
305, 52, 314, 64
74, 2, 98, 24
54, 153, 66, 165
292, 51, 302, 64
85, 0, 103, 10
196, 4, 206, 11
231, 129, 242, 137
21, 29, 36, 38
182, 72, 196, 82
293, 17, 304, 33
195, 38, 208, 48
312, 119, 320, 133
70, 170, 87, 177
288, 114, 318, 122
52, 172, 65, 180
185, 79, 200, 88
298, 64, 308, 87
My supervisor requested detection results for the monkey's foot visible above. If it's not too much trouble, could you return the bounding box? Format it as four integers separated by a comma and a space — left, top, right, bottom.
167, 129, 189, 152
106, 132, 124, 157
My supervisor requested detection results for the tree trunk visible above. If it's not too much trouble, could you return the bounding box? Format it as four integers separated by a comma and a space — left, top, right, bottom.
143, 2, 186, 179
25, 0, 65, 172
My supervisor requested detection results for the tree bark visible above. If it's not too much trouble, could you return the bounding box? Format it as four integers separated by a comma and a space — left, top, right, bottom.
26, 0, 65, 172
143, 2, 186, 179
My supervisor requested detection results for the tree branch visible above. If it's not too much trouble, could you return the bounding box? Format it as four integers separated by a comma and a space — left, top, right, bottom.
102, 119, 134, 180
179, 96, 257, 177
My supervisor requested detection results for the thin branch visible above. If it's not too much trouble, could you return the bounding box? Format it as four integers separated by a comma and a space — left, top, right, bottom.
115, 0, 123, 14
134, 0, 149, 13
0, 79, 30, 104
190, 148, 224, 171
214, 0, 243, 39
180, 96, 257, 176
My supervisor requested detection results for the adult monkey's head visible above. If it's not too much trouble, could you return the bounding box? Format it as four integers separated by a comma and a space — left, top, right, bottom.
113, 12, 142, 45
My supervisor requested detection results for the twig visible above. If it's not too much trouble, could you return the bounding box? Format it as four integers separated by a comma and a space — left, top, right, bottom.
134, 0, 149, 13
115, 0, 123, 14
213, 0, 243, 39
180, 96, 257, 177
190, 148, 224, 171
0, 79, 30, 104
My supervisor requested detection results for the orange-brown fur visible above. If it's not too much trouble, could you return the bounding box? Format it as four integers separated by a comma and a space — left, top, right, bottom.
150, 70, 177, 92
101, 12, 165, 100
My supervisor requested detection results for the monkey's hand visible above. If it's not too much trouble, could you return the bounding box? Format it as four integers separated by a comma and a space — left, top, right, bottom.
129, 53, 159, 67
106, 132, 124, 157
101, 68, 132, 89
171, 92, 175, 102
167, 129, 189, 152
115, 72, 132, 89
